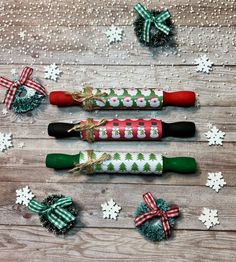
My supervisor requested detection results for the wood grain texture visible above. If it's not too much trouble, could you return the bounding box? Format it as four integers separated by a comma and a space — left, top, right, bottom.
1, 0, 235, 26
0, 141, 235, 186
1, 27, 235, 65
0, 226, 235, 262
0, 0, 235, 261
0, 182, 235, 230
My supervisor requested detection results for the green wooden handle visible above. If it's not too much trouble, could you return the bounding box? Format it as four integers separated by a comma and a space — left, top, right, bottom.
163, 156, 197, 173
46, 153, 80, 169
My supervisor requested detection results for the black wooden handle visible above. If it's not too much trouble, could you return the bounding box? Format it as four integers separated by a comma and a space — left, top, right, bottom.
48, 123, 80, 138
162, 121, 196, 138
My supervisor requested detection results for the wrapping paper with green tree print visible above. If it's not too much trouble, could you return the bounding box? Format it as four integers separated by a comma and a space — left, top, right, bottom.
92, 88, 163, 109
79, 151, 163, 174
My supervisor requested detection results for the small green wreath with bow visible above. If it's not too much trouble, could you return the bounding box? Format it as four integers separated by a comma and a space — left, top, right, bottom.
16, 186, 78, 235
133, 3, 174, 48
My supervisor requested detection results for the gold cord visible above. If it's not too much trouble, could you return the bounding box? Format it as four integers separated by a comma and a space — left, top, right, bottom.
67, 118, 107, 142
69, 150, 111, 174
69, 86, 107, 111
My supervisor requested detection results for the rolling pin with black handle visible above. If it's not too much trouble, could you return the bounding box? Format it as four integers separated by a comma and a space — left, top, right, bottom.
48, 118, 196, 142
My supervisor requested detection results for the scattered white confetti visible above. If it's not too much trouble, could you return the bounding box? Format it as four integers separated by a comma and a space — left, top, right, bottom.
207, 123, 213, 129
206, 172, 226, 192
105, 25, 123, 44
17, 142, 25, 149
2, 108, 8, 116
101, 199, 121, 220
205, 125, 225, 145
44, 63, 62, 81
16, 186, 34, 206
194, 55, 213, 73
199, 208, 220, 229
0, 132, 13, 152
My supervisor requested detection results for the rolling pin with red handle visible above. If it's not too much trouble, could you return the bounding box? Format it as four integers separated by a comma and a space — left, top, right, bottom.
46, 150, 197, 175
48, 118, 196, 141
49, 87, 196, 110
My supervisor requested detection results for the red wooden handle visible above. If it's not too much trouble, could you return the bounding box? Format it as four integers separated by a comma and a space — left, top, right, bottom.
49, 91, 80, 106
163, 91, 196, 107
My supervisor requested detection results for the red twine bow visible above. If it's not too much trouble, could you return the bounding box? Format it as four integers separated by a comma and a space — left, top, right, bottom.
0, 67, 47, 109
134, 192, 180, 238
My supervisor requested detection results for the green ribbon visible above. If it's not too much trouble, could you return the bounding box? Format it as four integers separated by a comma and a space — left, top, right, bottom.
28, 197, 75, 230
134, 3, 171, 43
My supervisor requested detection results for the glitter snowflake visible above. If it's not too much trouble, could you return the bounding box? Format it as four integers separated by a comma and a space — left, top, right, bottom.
199, 208, 219, 229
101, 199, 121, 220
105, 25, 123, 44
44, 63, 62, 81
0, 132, 13, 152
206, 172, 226, 192
16, 186, 34, 206
194, 55, 213, 73
205, 125, 225, 146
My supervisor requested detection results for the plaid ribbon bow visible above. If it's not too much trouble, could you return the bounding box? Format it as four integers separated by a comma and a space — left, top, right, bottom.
134, 3, 171, 43
28, 197, 75, 230
134, 192, 179, 238
0, 67, 47, 109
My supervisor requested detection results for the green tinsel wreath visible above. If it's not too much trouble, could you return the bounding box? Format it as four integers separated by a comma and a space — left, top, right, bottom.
133, 10, 174, 48
134, 198, 177, 242
6, 77, 45, 113
39, 194, 78, 235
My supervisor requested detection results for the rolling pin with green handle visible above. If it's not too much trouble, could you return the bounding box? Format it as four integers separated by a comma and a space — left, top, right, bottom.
46, 150, 197, 175
48, 118, 196, 141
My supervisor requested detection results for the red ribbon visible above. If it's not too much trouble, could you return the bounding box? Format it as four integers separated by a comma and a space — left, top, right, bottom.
0, 67, 47, 109
134, 192, 180, 238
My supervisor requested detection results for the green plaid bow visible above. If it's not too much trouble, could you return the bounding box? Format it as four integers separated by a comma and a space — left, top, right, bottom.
134, 3, 171, 43
28, 197, 75, 230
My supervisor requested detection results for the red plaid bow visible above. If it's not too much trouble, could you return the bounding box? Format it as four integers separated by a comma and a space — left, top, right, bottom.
0, 67, 47, 109
134, 192, 180, 238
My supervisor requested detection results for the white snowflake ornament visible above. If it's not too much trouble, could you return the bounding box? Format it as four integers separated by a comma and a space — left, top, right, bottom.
205, 125, 225, 146
16, 186, 34, 206
0, 132, 13, 152
18, 30, 26, 40
105, 25, 123, 44
2, 108, 8, 116
101, 199, 121, 220
206, 172, 226, 192
194, 55, 213, 73
10, 69, 17, 75
44, 63, 62, 81
199, 208, 220, 229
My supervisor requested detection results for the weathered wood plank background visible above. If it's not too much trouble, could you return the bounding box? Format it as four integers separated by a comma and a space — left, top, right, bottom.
0, 0, 235, 261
